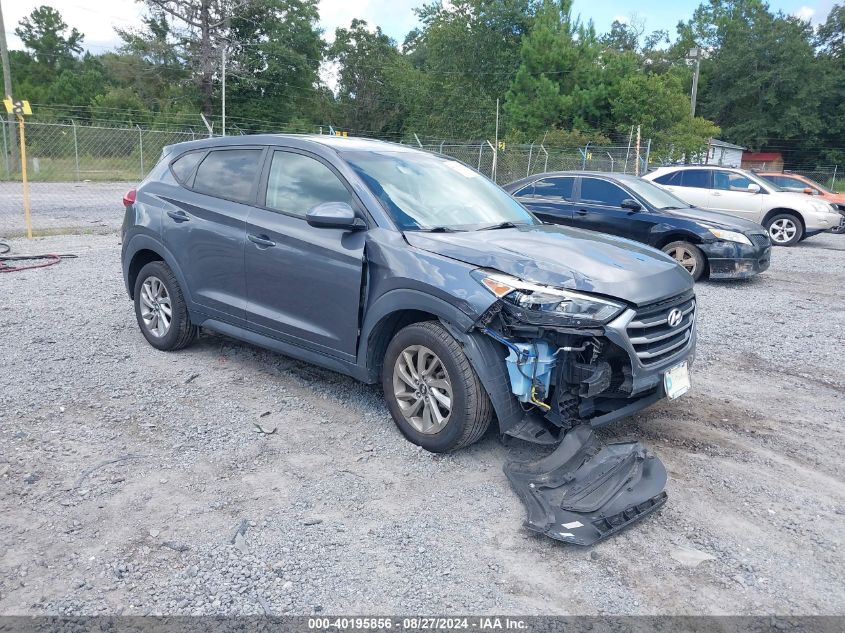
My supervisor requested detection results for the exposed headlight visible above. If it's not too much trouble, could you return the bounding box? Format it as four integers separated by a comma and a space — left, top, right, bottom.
708, 228, 752, 245
472, 269, 625, 326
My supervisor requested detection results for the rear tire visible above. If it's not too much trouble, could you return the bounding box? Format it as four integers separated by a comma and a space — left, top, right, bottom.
382, 321, 492, 452
765, 213, 803, 246
134, 261, 198, 351
662, 241, 706, 281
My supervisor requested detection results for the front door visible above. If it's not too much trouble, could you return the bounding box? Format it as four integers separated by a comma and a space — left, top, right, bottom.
573, 177, 653, 242
709, 170, 765, 222
514, 176, 576, 225
244, 149, 366, 360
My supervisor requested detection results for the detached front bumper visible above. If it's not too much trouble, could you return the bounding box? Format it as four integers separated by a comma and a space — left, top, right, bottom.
700, 239, 771, 279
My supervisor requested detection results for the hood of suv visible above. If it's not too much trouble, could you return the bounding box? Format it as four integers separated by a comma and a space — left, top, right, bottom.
665, 206, 765, 232
404, 224, 693, 306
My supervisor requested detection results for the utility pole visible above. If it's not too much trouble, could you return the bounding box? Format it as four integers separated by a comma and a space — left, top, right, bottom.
634, 125, 641, 177
221, 44, 226, 136
493, 98, 499, 183
689, 47, 702, 118
0, 0, 19, 172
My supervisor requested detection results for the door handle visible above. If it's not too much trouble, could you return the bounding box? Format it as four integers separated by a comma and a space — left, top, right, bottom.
576, 209, 588, 216
167, 210, 189, 222
248, 234, 276, 248
712, 192, 722, 196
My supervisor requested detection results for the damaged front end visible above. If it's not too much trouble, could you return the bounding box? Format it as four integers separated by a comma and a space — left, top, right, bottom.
466, 269, 696, 544
470, 269, 696, 443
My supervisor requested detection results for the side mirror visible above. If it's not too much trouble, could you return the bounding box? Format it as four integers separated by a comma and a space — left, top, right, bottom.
803, 187, 814, 195
306, 202, 366, 230
747, 183, 761, 194
621, 198, 642, 212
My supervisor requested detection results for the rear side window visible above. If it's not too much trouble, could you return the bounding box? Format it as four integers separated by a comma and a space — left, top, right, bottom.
193, 149, 263, 203
265, 151, 352, 217
579, 178, 629, 207
653, 171, 682, 186
531, 177, 575, 200
170, 151, 204, 185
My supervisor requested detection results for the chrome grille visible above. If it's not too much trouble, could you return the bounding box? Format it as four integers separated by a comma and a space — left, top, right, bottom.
627, 294, 696, 366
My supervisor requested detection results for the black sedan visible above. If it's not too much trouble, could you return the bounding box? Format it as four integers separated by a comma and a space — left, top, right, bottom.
504, 171, 772, 281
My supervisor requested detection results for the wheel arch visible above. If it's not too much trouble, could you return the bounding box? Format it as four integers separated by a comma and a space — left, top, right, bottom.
762, 208, 805, 231
653, 231, 704, 250
123, 235, 191, 304
357, 289, 484, 383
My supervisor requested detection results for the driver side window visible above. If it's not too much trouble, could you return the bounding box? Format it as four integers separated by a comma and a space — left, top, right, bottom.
714, 171, 753, 192
265, 151, 352, 217
579, 178, 629, 207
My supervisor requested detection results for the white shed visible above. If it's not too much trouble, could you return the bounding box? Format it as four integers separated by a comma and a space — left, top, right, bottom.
705, 139, 745, 167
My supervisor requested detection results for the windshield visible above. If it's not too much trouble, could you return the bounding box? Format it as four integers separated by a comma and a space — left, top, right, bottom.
344, 151, 537, 231
622, 177, 693, 210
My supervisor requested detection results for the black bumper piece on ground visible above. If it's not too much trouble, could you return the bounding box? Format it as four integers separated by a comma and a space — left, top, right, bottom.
504, 425, 667, 545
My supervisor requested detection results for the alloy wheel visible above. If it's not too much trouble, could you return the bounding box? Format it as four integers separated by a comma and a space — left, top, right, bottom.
392, 345, 453, 434
769, 218, 798, 244
666, 245, 699, 276
139, 276, 172, 337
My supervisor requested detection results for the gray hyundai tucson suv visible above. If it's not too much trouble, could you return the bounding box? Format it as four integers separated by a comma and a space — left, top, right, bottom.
121, 135, 697, 453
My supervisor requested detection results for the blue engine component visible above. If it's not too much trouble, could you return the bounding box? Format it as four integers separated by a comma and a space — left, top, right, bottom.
504, 340, 556, 403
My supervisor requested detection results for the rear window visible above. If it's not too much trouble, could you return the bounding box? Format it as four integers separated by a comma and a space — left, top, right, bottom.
193, 149, 263, 203
170, 151, 204, 185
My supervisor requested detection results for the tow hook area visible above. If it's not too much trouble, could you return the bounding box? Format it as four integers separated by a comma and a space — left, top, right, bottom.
504, 425, 667, 545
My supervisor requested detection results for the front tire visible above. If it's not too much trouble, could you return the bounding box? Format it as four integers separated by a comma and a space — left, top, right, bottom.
662, 241, 706, 281
382, 321, 492, 452
134, 261, 198, 351
766, 213, 803, 246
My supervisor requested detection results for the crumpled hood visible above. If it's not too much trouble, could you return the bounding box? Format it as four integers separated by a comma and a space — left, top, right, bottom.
404, 224, 694, 306
665, 207, 766, 232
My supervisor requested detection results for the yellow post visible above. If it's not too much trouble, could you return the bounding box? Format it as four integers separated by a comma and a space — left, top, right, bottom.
18, 114, 32, 239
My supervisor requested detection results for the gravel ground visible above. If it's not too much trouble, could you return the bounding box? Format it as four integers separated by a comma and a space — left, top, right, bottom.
0, 231, 843, 616
0, 181, 128, 236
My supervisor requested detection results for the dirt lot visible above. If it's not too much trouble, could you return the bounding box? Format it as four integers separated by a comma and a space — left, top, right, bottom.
0, 230, 843, 616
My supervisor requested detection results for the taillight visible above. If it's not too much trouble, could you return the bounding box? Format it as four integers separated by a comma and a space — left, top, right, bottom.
123, 188, 137, 207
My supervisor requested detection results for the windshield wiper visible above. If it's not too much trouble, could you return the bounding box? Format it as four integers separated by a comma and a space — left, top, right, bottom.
420, 226, 459, 233
476, 221, 529, 231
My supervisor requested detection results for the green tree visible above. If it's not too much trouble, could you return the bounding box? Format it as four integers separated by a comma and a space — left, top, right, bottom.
678, 0, 821, 149
15, 6, 83, 71
328, 19, 410, 136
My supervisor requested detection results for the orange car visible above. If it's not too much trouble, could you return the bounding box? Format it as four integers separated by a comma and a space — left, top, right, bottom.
757, 171, 845, 233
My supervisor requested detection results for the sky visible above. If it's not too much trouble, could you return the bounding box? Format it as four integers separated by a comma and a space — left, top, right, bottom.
1, 0, 838, 53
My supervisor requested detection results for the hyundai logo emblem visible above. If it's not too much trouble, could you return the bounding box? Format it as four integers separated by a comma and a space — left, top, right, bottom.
667, 308, 683, 328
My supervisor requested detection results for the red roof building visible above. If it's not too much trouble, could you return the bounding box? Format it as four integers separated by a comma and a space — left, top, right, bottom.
742, 151, 784, 171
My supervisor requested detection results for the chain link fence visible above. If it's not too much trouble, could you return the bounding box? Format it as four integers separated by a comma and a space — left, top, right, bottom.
1, 119, 841, 237
419, 141, 651, 185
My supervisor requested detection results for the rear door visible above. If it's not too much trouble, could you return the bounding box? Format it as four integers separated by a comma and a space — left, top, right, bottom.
574, 177, 654, 242
709, 170, 765, 222
162, 147, 265, 324
654, 169, 712, 208
244, 148, 366, 360
512, 176, 576, 224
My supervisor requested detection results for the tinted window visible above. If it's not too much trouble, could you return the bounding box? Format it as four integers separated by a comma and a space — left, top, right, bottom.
713, 171, 753, 191
767, 175, 810, 191
265, 151, 352, 217
680, 170, 710, 188
193, 149, 263, 203
171, 151, 204, 184
579, 178, 629, 207
654, 171, 682, 186
531, 177, 575, 200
